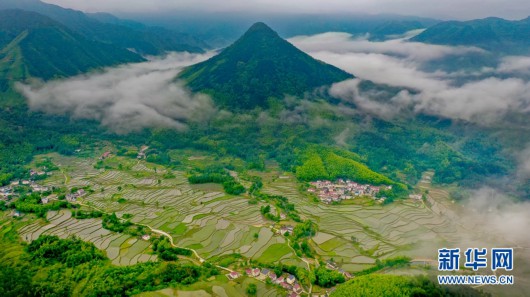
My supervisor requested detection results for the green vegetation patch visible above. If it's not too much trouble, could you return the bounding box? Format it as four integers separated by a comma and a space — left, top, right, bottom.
26, 235, 106, 267
319, 237, 347, 252
14, 192, 76, 218
0, 230, 220, 297
102, 213, 148, 236
331, 274, 489, 297
296, 146, 396, 186
173, 223, 188, 236
188, 165, 246, 195
256, 243, 291, 263
152, 237, 193, 261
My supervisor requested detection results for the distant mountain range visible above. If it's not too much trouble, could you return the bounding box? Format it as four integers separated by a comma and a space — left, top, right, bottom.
0, 0, 528, 92
0, 9, 144, 86
130, 12, 439, 47
179, 22, 353, 110
369, 20, 426, 40
0, 0, 208, 55
412, 16, 530, 54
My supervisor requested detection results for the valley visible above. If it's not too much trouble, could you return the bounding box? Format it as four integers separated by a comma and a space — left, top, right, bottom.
2, 150, 497, 296
0, 1, 529, 296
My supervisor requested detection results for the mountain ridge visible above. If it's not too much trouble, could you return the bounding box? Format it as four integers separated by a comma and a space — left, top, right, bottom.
411, 16, 530, 54
0, 9, 145, 83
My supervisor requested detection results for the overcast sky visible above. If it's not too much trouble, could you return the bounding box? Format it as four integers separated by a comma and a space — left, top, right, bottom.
42, 0, 530, 20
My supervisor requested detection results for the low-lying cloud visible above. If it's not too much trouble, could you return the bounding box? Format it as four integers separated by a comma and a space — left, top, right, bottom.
290, 32, 482, 62
290, 32, 530, 125
516, 145, 530, 179
17, 52, 216, 134
394, 77, 530, 123
498, 56, 530, 74
462, 187, 530, 247
329, 79, 399, 119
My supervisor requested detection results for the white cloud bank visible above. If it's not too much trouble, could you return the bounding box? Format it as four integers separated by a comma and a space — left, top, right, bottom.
17, 52, 216, 134
290, 33, 530, 124
498, 56, 530, 74
517, 145, 530, 179
290, 32, 483, 62
463, 187, 530, 247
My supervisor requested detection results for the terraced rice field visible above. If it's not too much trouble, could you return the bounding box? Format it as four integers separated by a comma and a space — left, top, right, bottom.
0, 215, 26, 263
15, 155, 530, 296
17, 210, 157, 265
20, 154, 475, 274
21, 153, 299, 268
258, 170, 471, 268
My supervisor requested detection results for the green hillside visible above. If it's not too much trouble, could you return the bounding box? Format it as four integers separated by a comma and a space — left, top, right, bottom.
0, 0, 208, 55
331, 274, 489, 297
0, 9, 144, 81
179, 22, 353, 109
295, 146, 405, 190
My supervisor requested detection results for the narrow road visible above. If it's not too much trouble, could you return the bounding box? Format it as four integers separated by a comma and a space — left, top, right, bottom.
76, 201, 233, 273
137, 224, 233, 272
269, 225, 312, 294
57, 164, 69, 185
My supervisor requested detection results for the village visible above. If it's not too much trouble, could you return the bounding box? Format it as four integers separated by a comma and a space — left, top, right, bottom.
307, 179, 392, 204
0, 167, 89, 218
0, 171, 51, 202
225, 268, 304, 296
223, 258, 353, 297
220, 222, 353, 297
225, 266, 339, 297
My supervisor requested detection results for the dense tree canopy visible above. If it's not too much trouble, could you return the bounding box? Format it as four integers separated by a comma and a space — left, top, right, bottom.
331, 274, 491, 297
0, 231, 219, 297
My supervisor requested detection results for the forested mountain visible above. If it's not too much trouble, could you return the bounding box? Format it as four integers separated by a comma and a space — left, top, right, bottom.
0, 0, 208, 55
179, 22, 353, 109
411, 16, 530, 54
0, 9, 144, 82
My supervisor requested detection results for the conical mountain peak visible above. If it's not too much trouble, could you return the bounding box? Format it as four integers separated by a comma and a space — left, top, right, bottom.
231, 21, 284, 49
179, 22, 353, 110
245, 22, 277, 35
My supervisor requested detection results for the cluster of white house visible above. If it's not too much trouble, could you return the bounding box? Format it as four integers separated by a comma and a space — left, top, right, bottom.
226, 267, 304, 296
308, 179, 391, 204
1, 168, 54, 201
278, 225, 294, 236
66, 188, 86, 202
0, 185, 13, 200
1, 181, 50, 201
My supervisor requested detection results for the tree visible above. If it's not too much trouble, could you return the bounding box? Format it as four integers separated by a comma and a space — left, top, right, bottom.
260, 205, 271, 215
0, 201, 7, 211
246, 283, 257, 296
314, 266, 345, 288
0, 263, 33, 297
293, 220, 317, 240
